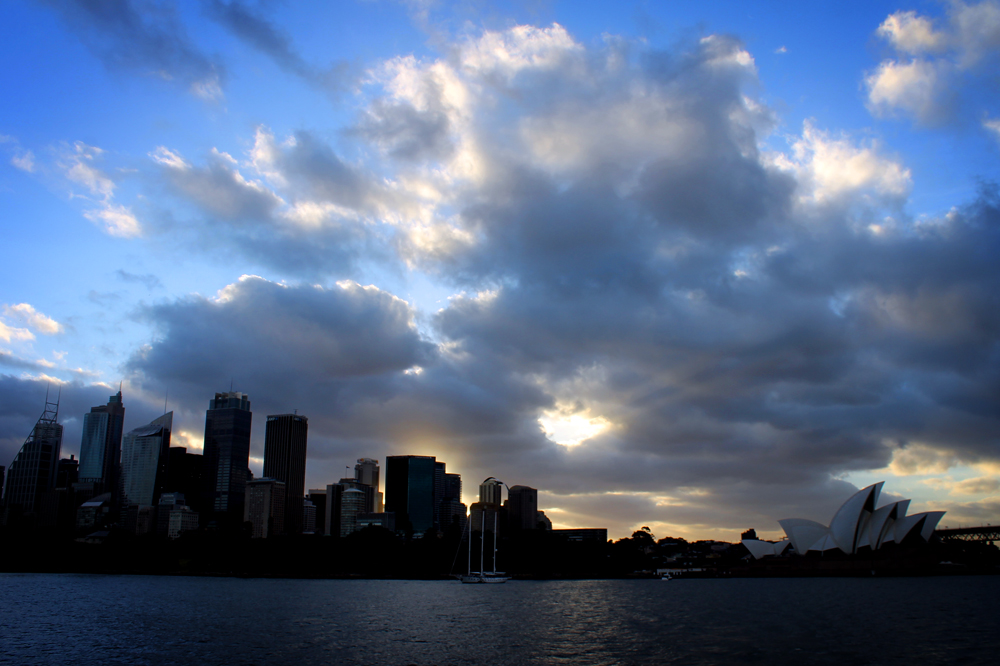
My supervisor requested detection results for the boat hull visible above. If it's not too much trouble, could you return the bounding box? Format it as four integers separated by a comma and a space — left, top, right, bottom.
461, 574, 510, 584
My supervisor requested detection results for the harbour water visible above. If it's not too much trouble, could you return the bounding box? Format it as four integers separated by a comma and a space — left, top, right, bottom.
2, 574, 998, 665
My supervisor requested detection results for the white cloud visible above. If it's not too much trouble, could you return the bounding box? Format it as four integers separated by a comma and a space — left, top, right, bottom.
868, 2, 1000, 123
83, 203, 142, 238
781, 121, 911, 204
2, 303, 63, 335
985, 117, 1000, 143
877, 10, 947, 54
865, 59, 944, 122
0, 322, 34, 343
11, 150, 35, 172
191, 73, 224, 101
149, 146, 190, 170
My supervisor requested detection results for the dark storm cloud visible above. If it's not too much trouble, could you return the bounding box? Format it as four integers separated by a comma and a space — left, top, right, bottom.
204, 0, 349, 90
40, 0, 224, 91
356, 97, 455, 162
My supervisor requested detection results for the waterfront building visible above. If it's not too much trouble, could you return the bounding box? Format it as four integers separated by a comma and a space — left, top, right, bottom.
167, 506, 200, 539
506, 485, 538, 531
120, 413, 173, 508
77, 390, 125, 496
262, 413, 308, 534
2, 392, 63, 515
354, 458, 382, 512
245, 477, 286, 538
743, 482, 947, 559
202, 391, 252, 528
385, 455, 436, 535
356, 512, 396, 532
76, 492, 112, 531
552, 528, 608, 543
537, 510, 552, 530
479, 477, 503, 506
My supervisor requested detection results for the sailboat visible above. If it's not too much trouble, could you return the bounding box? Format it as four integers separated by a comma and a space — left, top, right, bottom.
461, 506, 510, 584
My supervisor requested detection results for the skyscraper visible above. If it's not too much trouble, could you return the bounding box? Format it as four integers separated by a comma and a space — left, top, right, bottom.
479, 477, 504, 506
354, 458, 382, 512
77, 389, 125, 496
506, 485, 538, 531
202, 391, 252, 528
2, 391, 62, 515
120, 412, 173, 507
385, 455, 436, 535
245, 477, 285, 538
262, 413, 308, 534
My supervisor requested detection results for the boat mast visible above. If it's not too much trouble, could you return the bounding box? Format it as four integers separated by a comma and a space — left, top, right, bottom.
492, 509, 498, 574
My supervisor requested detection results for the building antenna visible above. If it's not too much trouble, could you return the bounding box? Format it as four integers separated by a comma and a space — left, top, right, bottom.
164, 390, 168, 415
230, 378, 234, 393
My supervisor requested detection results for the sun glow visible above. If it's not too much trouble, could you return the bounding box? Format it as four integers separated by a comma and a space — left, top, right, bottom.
538, 409, 612, 447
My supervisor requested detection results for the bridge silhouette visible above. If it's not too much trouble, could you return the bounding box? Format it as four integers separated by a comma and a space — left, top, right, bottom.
934, 525, 999, 543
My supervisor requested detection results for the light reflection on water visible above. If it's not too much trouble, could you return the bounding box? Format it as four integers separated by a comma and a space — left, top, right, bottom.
1, 575, 998, 665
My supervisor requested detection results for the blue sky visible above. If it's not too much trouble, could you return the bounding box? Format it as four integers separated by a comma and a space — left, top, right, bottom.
1, 0, 998, 540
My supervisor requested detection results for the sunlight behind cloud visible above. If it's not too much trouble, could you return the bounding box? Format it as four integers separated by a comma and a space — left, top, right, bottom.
538, 409, 612, 447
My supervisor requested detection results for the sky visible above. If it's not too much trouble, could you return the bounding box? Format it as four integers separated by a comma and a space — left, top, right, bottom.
1, 0, 998, 541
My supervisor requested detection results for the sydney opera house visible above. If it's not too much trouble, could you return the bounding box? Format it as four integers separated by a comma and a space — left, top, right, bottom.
742, 482, 945, 559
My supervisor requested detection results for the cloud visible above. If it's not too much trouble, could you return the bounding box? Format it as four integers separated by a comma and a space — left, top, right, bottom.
11, 150, 35, 173
0, 323, 34, 343
115, 270, 163, 290
867, 1, 1000, 126
778, 121, 912, 205
37, 22, 1000, 538
61, 142, 142, 237
40, 0, 226, 96
204, 0, 348, 91
2, 304, 63, 335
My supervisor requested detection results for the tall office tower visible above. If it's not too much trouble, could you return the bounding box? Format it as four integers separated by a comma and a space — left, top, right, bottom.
245, 478, 286, 538
479, 477, 503, 506
307, 488, 327, 536
438, 472, 465, 532
385, 455, 436, 535
444, 473, 462, 504
120, 413, 173, 507
162, 447, 204, 512
56, 456, 79, 488
324, 483, 343, 536
202, 391, 252, 528
506, 485, 539, 531
77, 390, 125, 495
262, 413, 308, 534
302, 498, 316, 533
3, 392, 63, 514
354, 458, 382, 512
339, 487, 368, 537
433, 461, 446, 529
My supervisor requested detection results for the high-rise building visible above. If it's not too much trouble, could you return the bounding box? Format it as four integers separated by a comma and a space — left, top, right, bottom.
385, 455, 436, 535
339, 487, 368, 537
162, 447, 204, 513
245, 478, 285, 538
202, 391, 252, 528
120, 413, 173, 508
506, 485, 538, 531
77, 390, 125, 496
354, 458, 382, 512
307, 488, 327, 536
479, 477, 503, 506
302, 498, 316, 533
262, 413, 308, 534
2, 392, 63, 515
